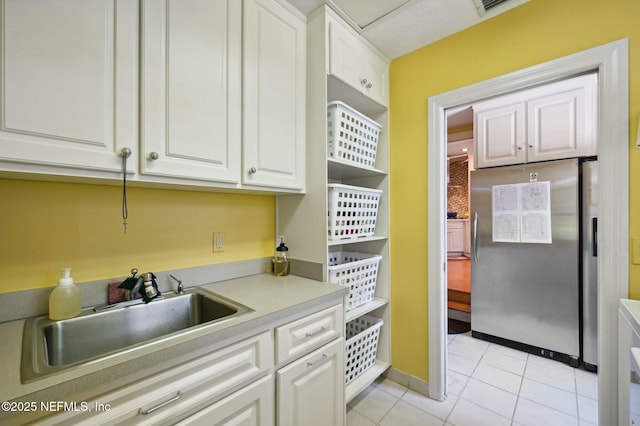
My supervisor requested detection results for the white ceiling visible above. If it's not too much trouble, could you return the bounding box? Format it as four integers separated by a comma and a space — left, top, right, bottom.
286, 0, 530, 146
287, 0, 530, 60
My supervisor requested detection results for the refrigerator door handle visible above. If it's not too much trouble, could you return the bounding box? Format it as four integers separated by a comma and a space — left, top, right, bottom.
473, 212, 479, 263
592, 217, 598, 257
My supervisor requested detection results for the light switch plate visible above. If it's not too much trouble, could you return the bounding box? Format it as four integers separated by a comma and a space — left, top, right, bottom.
213, 232, 224, 253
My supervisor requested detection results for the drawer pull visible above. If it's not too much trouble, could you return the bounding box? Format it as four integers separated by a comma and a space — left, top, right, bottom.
307, 354, 328, 367
305, 326, 327, 338
139, 391, 182, 415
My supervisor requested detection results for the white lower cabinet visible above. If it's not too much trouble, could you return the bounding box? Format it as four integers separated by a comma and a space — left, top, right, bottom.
36, 301, 347, 426
38, 331, 273, 426
446, 220, 465, 255
175, 374, 274, 426
276, 338, 345, 426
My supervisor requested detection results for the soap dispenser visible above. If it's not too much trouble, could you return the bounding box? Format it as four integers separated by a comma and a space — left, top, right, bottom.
49, 268, 81, 320
273, 241, 290, 276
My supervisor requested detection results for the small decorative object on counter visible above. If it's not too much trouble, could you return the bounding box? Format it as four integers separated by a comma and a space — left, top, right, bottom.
49, 268, 81, 320
273, 241, 290, 276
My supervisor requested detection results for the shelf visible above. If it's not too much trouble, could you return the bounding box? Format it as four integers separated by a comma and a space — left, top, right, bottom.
345, 298, 388, 322
328, 235, 388, 247
328, 158, 387, 180
345, 360, 391, 404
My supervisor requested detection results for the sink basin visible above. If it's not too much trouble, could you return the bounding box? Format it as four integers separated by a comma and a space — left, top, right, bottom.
21, 288, 251, 382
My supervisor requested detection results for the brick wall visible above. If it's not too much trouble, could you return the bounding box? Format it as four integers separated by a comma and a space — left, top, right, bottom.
447, 157, 469, 218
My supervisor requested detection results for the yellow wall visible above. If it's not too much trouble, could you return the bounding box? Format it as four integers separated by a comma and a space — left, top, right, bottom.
0, 178, 275, 293
389, 0, 640, 380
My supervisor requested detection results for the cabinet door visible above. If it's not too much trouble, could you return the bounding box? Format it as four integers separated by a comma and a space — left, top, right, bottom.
176, 374, 274, 426
328, 19, 388, 107
243, 0, 306, 190
141, 0, 241, 183
474, 100, 526, 168
447, 223, 464, 254
0, 0, 138, 176
277, 338, 344, 426
526, 74, 597, 162
360, 47, 389, 107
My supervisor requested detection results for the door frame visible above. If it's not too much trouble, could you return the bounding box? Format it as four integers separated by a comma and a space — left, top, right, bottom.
427, 39, 629, 425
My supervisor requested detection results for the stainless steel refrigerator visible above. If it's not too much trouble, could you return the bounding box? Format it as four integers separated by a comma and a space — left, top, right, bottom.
470, 158, 598, 367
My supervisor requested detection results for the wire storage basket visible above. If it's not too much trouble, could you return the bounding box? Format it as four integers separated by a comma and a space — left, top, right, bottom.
327, 101, 382, 169
327, 184, 382, 240
345, 315, 383, 385
328, 252, 382, 311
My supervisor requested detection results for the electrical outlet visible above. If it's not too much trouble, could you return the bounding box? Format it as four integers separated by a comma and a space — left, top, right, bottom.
213, 232, 224, 253
633, 237, 640, 265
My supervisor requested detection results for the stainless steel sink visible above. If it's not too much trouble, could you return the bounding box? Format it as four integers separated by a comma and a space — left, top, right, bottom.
21, 288, 251, 382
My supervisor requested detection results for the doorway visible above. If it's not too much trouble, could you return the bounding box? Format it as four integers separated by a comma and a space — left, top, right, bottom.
445, 130, 473, 333
426, 39, 629, 425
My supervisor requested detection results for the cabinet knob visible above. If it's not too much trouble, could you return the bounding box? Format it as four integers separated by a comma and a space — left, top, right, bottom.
249, 167, 257, 174
366, 82, 373, 89
148, 152, 159, 160
528, 144, 533, 148
361, 78, 368, 85
120, 147, 132, 158
517, 146, 523, 150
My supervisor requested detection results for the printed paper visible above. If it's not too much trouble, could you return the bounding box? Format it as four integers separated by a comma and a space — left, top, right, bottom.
492, 181, 552, 244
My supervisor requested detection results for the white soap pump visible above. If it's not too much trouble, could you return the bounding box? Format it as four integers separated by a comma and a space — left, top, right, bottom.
49, 268, 81, 320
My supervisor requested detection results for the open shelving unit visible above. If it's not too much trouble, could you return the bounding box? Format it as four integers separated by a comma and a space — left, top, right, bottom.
277, 5, 391, 407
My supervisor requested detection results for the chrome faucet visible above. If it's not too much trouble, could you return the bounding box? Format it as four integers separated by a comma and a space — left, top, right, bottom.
119, 268, 160, 302
139, 272, 159, 300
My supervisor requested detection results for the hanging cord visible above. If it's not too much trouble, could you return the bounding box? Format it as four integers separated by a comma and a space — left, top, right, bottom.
120, 148, 132, 234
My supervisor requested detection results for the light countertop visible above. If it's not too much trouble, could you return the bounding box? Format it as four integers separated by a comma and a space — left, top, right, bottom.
620, 298, 640, 336
0, 273, 347, 423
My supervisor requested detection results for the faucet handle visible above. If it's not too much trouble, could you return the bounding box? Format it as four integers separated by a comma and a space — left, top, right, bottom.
170, 274, 185, 294
130, 268, 138, 277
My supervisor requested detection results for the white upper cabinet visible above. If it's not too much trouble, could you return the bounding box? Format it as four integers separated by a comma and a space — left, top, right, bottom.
474, 100, 526, 168
0, 0, 138, 177
242, 0, 306, 190
0, 0, 305, 193
141, 0, 241, 184
474, 73, 597, 168
327, 17, 389, 107
526, 74, 597, 162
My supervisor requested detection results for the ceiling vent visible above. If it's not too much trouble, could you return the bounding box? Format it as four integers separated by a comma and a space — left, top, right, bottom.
472, 0, 526, 16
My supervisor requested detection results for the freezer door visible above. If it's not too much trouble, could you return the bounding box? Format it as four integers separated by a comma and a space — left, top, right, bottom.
582, 159, 598, 367
471, 159, 580, 357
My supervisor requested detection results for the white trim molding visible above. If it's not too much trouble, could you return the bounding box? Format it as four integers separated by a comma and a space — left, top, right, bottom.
427, 39, 629, 426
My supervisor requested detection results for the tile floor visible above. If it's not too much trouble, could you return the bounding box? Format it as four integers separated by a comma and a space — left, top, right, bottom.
347, 333, 598, 426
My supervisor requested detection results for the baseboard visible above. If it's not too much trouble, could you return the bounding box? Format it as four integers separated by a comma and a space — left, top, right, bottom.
383, 367, 429, 397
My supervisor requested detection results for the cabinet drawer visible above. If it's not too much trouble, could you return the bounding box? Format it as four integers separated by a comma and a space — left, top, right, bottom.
174, 374, 274, 426
275, 304, 343, 364
447, 221, 464, 229
39, 331, 273, 425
